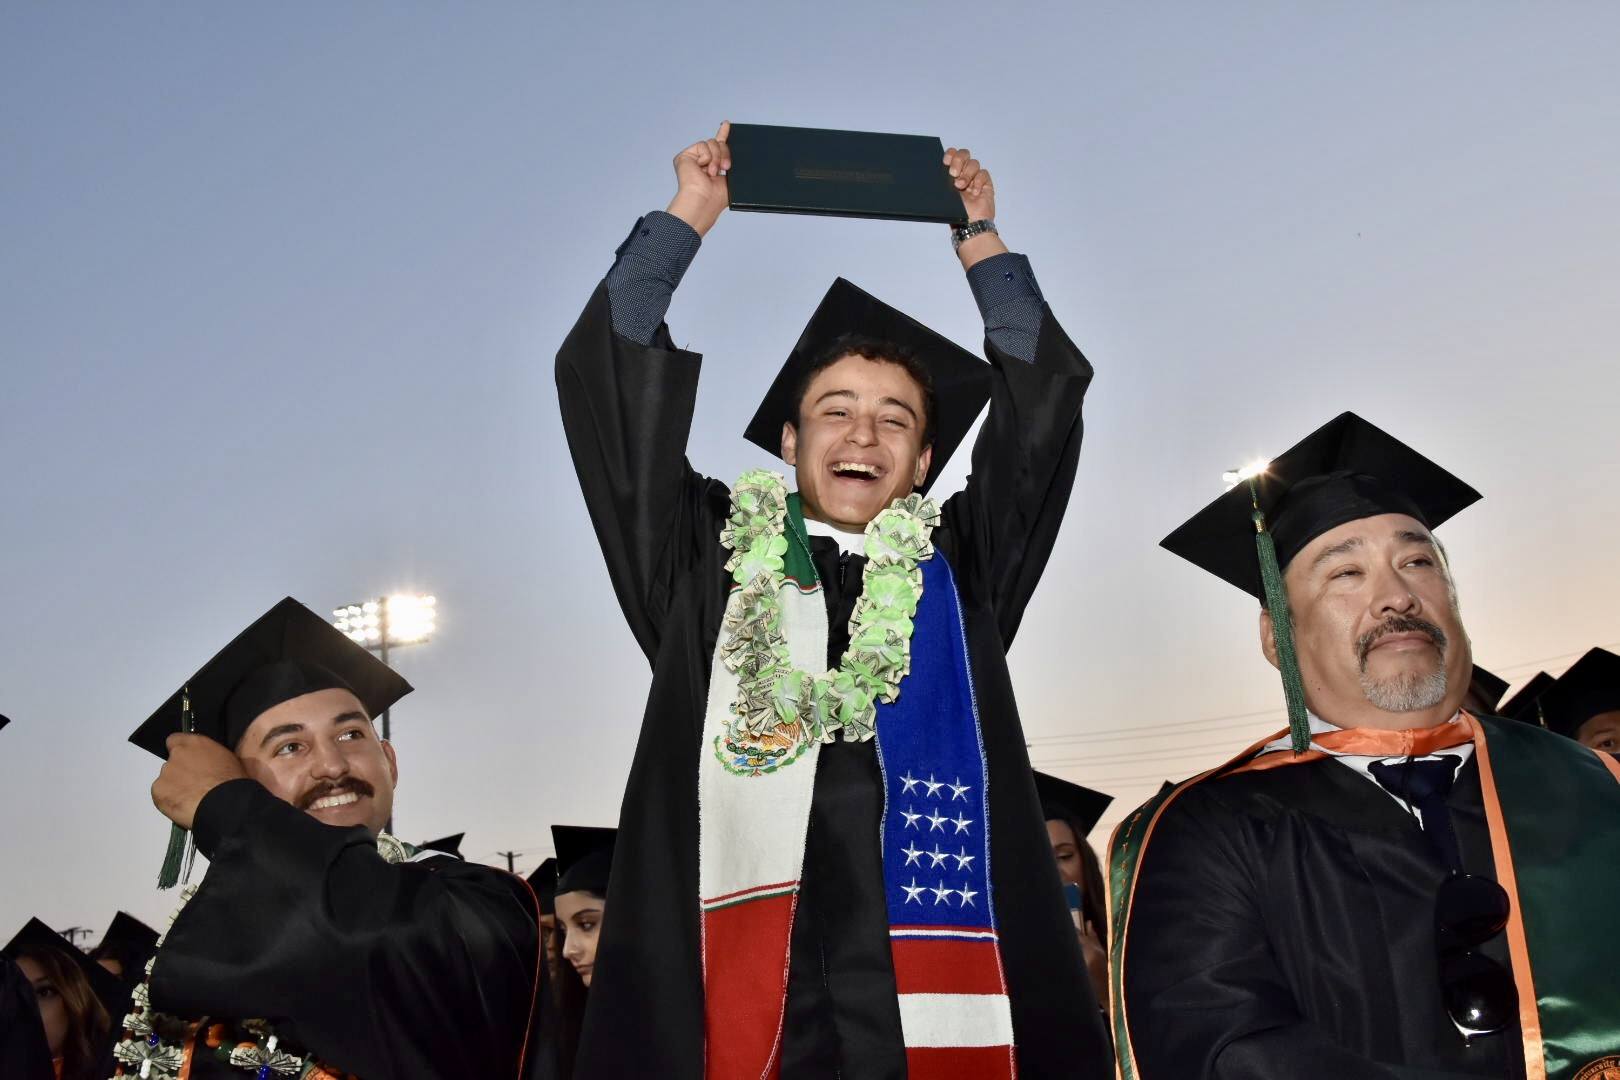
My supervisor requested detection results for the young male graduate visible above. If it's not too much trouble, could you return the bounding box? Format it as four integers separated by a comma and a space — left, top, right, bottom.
556, 124, 1108, 1078
117, 597, 549, 1080
1536, 648, 1620, 756
1110, 413, 1620, 1079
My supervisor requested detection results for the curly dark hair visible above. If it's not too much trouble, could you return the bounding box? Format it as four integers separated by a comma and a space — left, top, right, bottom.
791, 333, 937, 446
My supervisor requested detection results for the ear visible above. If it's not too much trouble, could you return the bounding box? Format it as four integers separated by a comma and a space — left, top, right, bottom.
382, 738, 400, 786
912, 443, 934, 488
780, 420, 798, 466
1259, 607, 1281, 671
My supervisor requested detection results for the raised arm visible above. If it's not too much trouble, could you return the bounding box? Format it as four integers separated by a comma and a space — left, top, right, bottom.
938, 146, 1094, 644
555, 125, 734, 660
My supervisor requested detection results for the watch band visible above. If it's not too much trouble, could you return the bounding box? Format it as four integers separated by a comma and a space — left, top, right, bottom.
951, 219, 997, 252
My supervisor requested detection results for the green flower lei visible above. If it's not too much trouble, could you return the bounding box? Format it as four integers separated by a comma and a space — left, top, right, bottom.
110, 834, 413, 1079
716, 470, 938, 775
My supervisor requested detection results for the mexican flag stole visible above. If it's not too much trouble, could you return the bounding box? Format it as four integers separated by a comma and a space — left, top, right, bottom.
697, 508, 1016, 1079
1106, 713, 1620, 1080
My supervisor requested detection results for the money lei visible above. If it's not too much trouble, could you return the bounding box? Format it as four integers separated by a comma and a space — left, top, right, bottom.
717, 470, 937, 772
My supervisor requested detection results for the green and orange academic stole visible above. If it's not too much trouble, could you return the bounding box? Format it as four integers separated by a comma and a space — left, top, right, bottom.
1106, 714, 1620, 1080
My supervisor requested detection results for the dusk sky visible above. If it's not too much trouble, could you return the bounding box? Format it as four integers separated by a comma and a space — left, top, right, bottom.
4, 3, 1617, 939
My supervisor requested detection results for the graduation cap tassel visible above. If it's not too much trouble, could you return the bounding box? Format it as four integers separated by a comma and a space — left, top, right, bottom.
157, 687, 198, 890
1247, 480, 1311, 753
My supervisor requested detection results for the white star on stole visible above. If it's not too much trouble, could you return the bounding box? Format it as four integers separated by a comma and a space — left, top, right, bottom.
926, 810, 949, 832
927, 845, 949, 868
931, 881, 956, 905
901, 807, 922, 829
958, 882, 979, 908
948, 777, 972, 801
951, 814, 973, 834
899, 772, 921, 794
901, 843, 924, 866
902, 878, 926, 904
923, 774, 945, 798
952, 847, 976, 871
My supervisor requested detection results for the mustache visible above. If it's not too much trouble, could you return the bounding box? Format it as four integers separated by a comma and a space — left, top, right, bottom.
1356, 615, 1448, 669
298, 777, 373, 810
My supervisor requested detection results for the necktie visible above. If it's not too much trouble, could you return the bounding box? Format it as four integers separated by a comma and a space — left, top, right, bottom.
1368, 755, 1464, 870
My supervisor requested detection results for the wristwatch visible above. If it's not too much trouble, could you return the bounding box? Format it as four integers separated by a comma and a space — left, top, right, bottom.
951, 219, 997, 252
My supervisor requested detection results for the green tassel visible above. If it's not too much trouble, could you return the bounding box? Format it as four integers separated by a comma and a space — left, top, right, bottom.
1248, 480, 1312, 753
158, 687, 197, 889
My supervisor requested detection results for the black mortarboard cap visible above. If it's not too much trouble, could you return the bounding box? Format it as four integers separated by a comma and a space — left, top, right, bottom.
1468, 666, 1511, 713
551, 825, 616, 897
1538, 648, 1620, 739
1498, 672, 1555, 725
741, 278, 992, 494
418, 833, 464, 859
1033, 771, 1113, 837
5, 918, 128, 1020
94, 911, 159, 971
1161, 413, 1482, 600
526, 857, 559, 914
129, 597, 412, 758
0, 715, 9, 731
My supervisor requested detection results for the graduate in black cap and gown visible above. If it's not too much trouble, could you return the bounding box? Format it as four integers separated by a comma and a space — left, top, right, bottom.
548, 827, 613, 1078
4, 918, 124, 1080
1111, 413, 1620, 1079
556, 126, 1107, 1078
1033, 772, 1113, 1010
115, 597, 548, 1080
1537, 648, 1620, 756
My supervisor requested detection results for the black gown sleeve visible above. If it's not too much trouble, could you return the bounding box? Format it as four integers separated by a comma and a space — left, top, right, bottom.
0, 955, 53, 1080
151, 779, 543, 1080
1120, 787, 1472, 1080
939, 309, 1093, 646
555, 282, 731, 662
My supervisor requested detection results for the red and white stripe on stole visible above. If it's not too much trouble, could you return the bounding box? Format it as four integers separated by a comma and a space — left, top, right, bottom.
890, 926, 1016, 1079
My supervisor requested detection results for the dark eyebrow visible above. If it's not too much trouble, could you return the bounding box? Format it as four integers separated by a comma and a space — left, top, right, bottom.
1395, 529, 1437, 549
330, 710, 370, 729
812, 388, 919, 422
1310, 535, 1363, 570
258, 722, 307, 749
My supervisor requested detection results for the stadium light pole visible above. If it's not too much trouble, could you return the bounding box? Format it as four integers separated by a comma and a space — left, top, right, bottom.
331, 594, 437, 746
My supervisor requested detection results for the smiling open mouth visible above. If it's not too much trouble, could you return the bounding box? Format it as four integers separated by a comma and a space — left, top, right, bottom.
300, 779, 373, 811
831, 461, 884, 482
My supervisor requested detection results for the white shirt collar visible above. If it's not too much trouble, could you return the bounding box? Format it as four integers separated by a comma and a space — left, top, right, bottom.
804, 516, 867, 556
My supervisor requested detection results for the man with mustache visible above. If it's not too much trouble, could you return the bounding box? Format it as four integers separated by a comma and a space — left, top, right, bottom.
1109, 413, 1620, 1078
118, 597, 549, 1080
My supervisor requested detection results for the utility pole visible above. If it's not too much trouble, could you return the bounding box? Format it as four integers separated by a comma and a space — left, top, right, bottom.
496, 850, 519, 873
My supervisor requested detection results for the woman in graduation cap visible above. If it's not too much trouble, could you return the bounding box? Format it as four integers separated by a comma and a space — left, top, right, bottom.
1109, 413, 1620, 1080
556, 125, 1108, 1078
116, 598, 550, 1080
1034, 772, 1113, 1009
4, 919, 121, 1080
548, 827, 614, 1079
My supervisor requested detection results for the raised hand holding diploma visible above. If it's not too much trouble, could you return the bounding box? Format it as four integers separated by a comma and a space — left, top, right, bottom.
667, 121, 732, 238
943, 145, 1010, 269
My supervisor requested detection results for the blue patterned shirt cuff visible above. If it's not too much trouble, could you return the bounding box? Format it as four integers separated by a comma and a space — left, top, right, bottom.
966, 252, 1045, 364
605, 210, 703, 345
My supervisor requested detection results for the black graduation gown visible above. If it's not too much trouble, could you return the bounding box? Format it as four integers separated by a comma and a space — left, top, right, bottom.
1119, 754, 1525, 1079
0, 954, 53, 1080
556, 283, 1110, 1078
151, 778, 550, 1080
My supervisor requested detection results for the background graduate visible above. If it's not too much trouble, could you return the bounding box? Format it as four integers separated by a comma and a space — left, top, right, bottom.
117, 598, 549, 1080
1111, 413, 1620, 1079
557, 123, 1108, 1078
